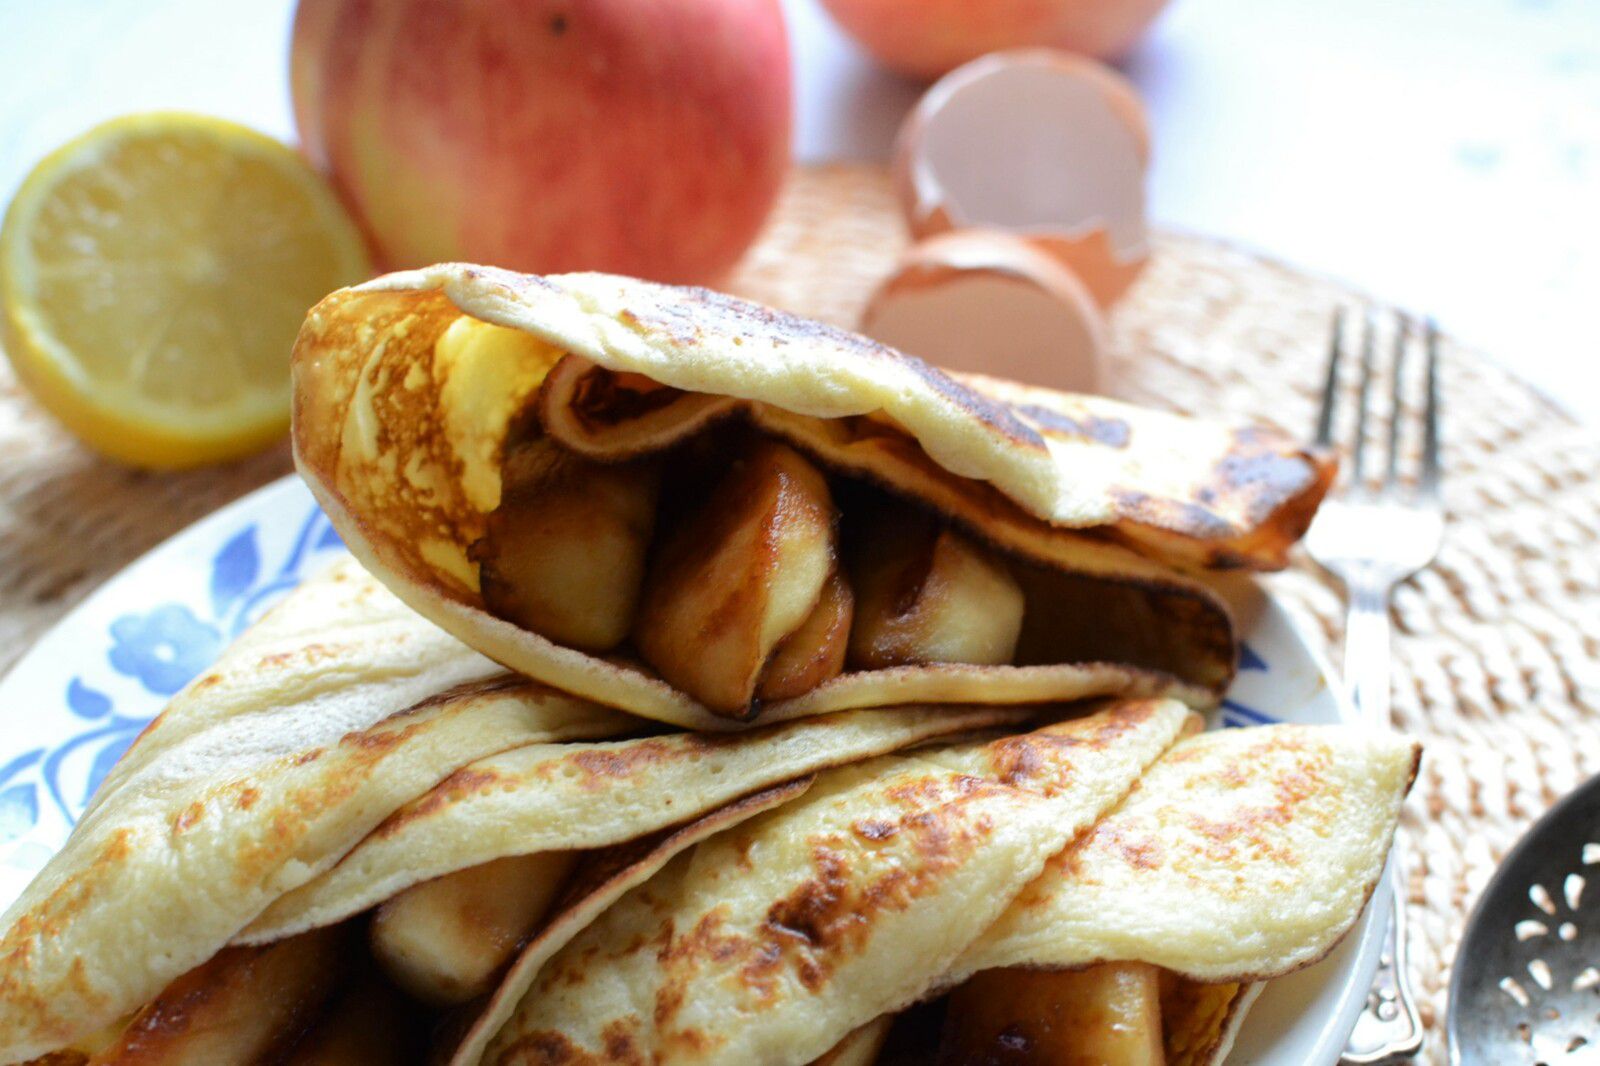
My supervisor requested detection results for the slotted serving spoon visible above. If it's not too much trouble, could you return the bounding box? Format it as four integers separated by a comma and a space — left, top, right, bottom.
1449, 775, 1600, 1063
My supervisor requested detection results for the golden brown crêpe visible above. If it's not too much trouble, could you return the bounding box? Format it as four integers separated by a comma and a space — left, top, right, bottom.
928, 725, 1415, 1065
289, 266, 1330, 723
0, 558, 1037, 1063
0, 560, 632, 1064
242, 704, 1036, 944
479, 701, 1192, 1065
472, 719, 1415, 1066
448, 778, 818, 1066
953, 724, 1421, 984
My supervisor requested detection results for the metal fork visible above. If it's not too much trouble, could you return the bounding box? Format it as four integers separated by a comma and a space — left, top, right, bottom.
1304, 308, 1444, 1065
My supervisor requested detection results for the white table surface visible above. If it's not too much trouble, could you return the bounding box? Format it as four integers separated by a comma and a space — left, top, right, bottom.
3, 0, 1597, 420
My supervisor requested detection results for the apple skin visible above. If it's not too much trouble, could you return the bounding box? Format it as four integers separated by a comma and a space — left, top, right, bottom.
817, 0, 1171, 79
291, 0, 792, 284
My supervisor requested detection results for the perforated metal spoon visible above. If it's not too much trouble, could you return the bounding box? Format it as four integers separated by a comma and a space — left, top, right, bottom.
1449, 775, 1600, 1064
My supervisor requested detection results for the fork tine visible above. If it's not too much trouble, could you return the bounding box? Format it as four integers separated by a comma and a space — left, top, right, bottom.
1421, 317, 1442, 495
1350, 309, 1378, 485
1384, 315, 1411, 488
1315, 308, 1345, 447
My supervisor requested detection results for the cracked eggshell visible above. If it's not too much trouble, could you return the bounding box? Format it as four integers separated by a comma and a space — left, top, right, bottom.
860, 229, 1107, 393
894, 49, 1151, 308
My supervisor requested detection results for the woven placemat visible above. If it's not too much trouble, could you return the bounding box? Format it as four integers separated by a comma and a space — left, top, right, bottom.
2, 163, 1595, 1061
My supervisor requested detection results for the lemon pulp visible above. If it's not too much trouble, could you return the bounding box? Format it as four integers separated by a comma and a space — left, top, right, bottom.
0, 112, 370, 468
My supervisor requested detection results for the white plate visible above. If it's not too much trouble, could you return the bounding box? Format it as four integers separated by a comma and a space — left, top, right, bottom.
0, 474, 1382, 1064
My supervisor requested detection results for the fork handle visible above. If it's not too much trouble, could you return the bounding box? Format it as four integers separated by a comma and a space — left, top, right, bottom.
1341, 864, 1426, 1064
1339, 573, 1424, 1063
1344, 573, 1394, 730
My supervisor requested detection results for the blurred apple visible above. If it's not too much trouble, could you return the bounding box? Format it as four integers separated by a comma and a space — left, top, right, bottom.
291, 0, 792, 284
817, 0, 1171, 79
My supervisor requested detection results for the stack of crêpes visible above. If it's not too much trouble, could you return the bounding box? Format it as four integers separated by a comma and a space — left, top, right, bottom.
0, 266, 1418, 1066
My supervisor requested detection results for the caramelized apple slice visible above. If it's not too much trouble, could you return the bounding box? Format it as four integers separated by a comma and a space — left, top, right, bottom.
847, 505, 1024, 669
477, 442, 661, 652
635, 439, 838, 715
757, 568, 854, 701
369, 851, 575, 1006
1160, 973, 1247, 1066
281, 972, 426, 1065
90, 925, 349, 1065
940, 963, 1166, 1065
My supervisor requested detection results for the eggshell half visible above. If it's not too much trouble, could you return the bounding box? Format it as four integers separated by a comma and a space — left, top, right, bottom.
860, 229, 1107, 393
894, 49, 1151, 307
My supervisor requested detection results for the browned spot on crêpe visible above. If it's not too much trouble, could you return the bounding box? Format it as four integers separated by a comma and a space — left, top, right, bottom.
852, 818, 898, 842
1015, 403, 1132, 448
171, 803, 205, 835
501, 1029, 588, 1065
402, 673, 532, 716
1101, 825, 1164, 871
1111, 489, 1236, 540
619, 281, 1047, 452
740, 793, 999, 1000
1181, 740, 1331, 867
601, 1019, 648, 1064
555, 733, 728, 789
988, 737, 1047, 789
501, 1016, 652, 1066
342, 726, 409, 753
983, 701, 1156, 793
0, 828, 134, 1021
254, 642, 348, 673
375, 766, 504, 837
652, 910, 746, 1055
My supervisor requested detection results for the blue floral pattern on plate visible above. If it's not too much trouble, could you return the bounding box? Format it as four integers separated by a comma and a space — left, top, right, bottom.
108, 606, 222, 697
0, 493, 345, 852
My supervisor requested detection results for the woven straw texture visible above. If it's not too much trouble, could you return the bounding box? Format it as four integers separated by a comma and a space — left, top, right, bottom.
2, 163, 1594, 1061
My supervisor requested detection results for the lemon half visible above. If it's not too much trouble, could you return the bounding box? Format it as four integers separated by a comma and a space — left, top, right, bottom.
0, 112, 370, 468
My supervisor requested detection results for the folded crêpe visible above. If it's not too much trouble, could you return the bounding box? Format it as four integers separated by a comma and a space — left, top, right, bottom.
242, 699, 1034, 944
942, 724, 1421, 1066
956, 723, 1422, 983
291, 265, 1334, 726
0, 560, 607, 1062
0, 561, 1026, 1065
477, 699, 1193, 1066
477, 718, 1416, 1066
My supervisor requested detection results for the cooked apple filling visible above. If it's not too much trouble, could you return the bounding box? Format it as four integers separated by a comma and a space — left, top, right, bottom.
473, 422, 1202, 717
846, 499, 1024, 671
634, 438, 843, 713
865, 962, 1245, 1066
370, 851, 576, 1006
477, 441, 661, 652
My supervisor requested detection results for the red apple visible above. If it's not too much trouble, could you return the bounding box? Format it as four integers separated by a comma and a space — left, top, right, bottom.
817, 0, 1171, 79
291, 0, 792, 284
